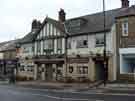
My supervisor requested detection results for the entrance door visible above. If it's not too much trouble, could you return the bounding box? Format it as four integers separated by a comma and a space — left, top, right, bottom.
45, 64, 53, 81
95, 61, 105, 81
37, 64, 42, 80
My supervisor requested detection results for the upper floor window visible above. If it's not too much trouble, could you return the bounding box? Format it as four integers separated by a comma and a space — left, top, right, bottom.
76, 40, 88, 48
67, 39, 71, 49
37, 41, 41, 53
122, 21, 128, 36
95, 34, 104, 47
69, 19, 81, 28
57, 39, 62, 54
44, 40, 54, 55
57, 39, 62, 49
44, 40, 54, 49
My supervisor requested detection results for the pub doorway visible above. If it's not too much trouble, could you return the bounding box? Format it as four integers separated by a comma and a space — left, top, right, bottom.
37, 64, 42, 80
45, 64, 53, 81
95, 60, 105, 81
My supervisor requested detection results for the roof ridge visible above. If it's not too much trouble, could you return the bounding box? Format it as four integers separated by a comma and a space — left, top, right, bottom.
67, 8, 121, 20
46, 17, 59, 23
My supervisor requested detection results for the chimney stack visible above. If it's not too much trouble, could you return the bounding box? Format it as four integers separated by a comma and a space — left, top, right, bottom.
59, 8, 66, 23
31, 19, 41, 33
121, 0, 129, 8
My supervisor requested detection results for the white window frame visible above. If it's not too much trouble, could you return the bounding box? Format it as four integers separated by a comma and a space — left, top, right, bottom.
122, 21, 128, 36
95, 34, 104, 47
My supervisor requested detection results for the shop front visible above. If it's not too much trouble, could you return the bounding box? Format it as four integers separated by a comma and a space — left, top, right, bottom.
119, 48, 135, 81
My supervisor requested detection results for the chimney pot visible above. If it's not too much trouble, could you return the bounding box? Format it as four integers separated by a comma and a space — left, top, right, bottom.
121, 0, 129, 8
31, 19, 41, 33
59, 8, 66, 23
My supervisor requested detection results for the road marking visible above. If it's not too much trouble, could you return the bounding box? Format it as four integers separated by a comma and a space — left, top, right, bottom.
29, 93, 90, 101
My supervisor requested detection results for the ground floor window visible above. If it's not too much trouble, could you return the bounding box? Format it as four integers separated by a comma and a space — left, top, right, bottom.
77, 66, 88, 74
120, 54, 135, 74
69, 66, 74, 73
56, 64, 63, 75
19, 65, 25, 71
19, 64, 34, 72
27, 65, 34, 72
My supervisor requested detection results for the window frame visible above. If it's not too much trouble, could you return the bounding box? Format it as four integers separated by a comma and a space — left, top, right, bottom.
76, 39, 88, 48
95, 34, 104, 47
122, 21, 128, 37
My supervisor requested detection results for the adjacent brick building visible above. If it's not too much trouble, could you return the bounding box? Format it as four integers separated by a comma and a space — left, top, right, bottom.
116, 0, 135, 81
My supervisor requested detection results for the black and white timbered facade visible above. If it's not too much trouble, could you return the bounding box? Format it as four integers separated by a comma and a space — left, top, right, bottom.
34, 17, 66, 81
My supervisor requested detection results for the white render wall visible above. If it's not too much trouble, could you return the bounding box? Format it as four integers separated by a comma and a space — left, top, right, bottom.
0, 53, 3, 59
67, 32, 113, 56
111, 24, 117, 80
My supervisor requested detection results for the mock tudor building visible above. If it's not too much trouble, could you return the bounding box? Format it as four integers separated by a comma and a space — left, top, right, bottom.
34, 13, 66, 81
28, 8, 117, 82
32, 8, 118, 82
116, 0, 135, 81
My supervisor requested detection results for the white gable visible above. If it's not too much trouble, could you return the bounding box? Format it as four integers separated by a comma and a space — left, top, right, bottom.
36, 22, 62, 40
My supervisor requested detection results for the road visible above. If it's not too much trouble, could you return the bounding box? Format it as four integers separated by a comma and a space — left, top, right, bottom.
0, 84, 135, 101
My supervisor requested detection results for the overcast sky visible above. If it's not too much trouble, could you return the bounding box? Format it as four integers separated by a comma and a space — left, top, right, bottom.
0, 0, 134, 42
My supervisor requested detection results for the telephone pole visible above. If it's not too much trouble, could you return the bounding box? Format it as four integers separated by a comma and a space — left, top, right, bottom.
103, 0, 108, 86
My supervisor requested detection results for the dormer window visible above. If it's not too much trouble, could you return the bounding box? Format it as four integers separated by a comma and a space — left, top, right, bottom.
69, 19, 81, 27
122, 21, 128, 36
66, 18, 86, 32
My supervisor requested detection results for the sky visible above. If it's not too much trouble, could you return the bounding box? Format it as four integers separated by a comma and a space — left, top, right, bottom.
0, 0, 134, 42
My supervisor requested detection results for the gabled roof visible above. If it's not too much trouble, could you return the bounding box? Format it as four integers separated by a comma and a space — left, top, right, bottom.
33, 17, 65, 39
19, 17, 65, 44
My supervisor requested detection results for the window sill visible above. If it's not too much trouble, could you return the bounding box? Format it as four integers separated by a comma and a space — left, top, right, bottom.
76, 47, 88, 49
95, 44, 104, 47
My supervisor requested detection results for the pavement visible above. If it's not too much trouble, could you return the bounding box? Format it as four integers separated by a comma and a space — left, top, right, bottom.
15, 80, 135, 94
16, 81, 92, 90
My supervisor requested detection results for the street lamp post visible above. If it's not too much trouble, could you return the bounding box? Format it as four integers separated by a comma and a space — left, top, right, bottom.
103, 0, 108, 86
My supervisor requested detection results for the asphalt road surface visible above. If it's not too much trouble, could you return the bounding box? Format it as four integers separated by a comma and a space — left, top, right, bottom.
0, 84, 135, 101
